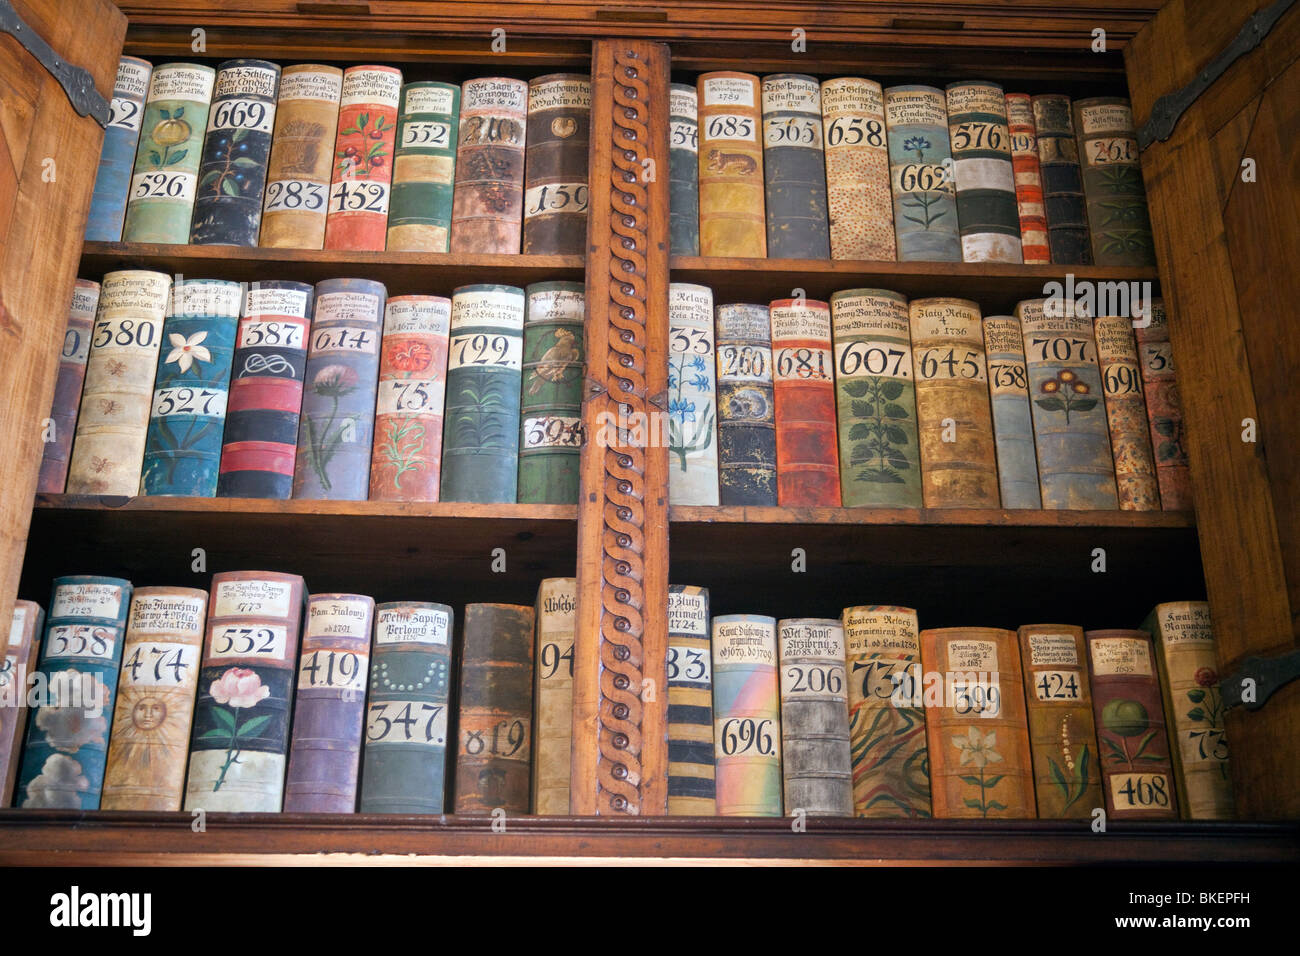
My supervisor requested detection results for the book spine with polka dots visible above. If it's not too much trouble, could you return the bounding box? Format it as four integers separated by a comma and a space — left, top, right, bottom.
820, 77, 895, 260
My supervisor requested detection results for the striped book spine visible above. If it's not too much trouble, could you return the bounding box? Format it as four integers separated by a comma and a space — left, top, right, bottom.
1004, 93, 1050, 264
1074, 97, 1155, 267
667, 584, 715, 814
1095, 315, 1160, 510
259, 65, 342, 249
85, 57, 152, 242
714, 303, 776, 505
712, 614, 781, 816
779, 618, 853, 817
668, 83, 700, 256
884, 85, 960, 262
820, 77, 894, 261
667, 283, 720, 505
37, 279, 100, 493
760, 73, 830, 259
1, 601, 42, 807
697, 72, 765, 257
946, 81, 1021, 263
450, 78, 529, 254
519, 281, 585, 503
387, 81, 460, 252
522, 74, 591, 254
983, 315, 1042, 508
324, 66, 402, 252
1134, 300, 1193, 510
1031, 94, 1091, 265
532, 578, 576, 814
772, 298, 839, 505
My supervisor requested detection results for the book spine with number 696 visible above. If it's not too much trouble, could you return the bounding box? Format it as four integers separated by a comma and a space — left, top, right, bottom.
37, 279, 100, 493
85, 57, 152, 242
532, 578, 577, 814
451, 78, 529, 254
518, 282, 585, 504
760, 73, 830, 259
387, 81, 460, 252
771, 298, 839, 505
667, 585, 715, 814
779, 618, 853, 816
714, 303, 776, 505
712, 614, 781, 816
324, 66, 402, 252
697, 72, 765, 257
982, 315, 1041, 508
2, 601, 43, 807
522, 74, 591, 255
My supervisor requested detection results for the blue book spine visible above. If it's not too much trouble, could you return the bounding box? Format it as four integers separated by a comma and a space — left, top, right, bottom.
84, 57, 153, 243
983, 315, 1042, 508
884, 85, 960, 262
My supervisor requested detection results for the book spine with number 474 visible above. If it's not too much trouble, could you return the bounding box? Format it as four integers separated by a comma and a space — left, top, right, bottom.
37, 279, 100, 493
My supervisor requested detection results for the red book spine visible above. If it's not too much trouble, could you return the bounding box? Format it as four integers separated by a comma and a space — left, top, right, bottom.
771, 298, 840, 505
1134, 299, 1193, 511
1005, 93, 1051, 265
323, 65, 402, 252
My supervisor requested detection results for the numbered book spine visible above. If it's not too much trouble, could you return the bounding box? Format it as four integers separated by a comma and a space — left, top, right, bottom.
920, 626, 1036, 818
259, 65, 342, 249
532, 578, 576, 814
1074, 97, 1155, 267
779, 618, 853, 816
712, 615, 781, 815
323, 66, 402, 252
982, 315, 1042, 508
16, 576, 131, 809
369, 295, 451, 502
66, 270, 170, 496
667, 283, 719, 506
1016, 624, 1103, 819
121, 63, 215, 244
1004, 93, 1050, 264
1030, 94, 1091, 265
667, 584, 714, 815
284, 593, 375, 812
454, 603, 535, 813
772, 298, 839, 505
1, 601, 42, 807
697, 72, 765, 257
1134, 300, 1192, 510
715, 303, 776, 505
842, 605, 930, 818
37, 280, 100, 493
85, 57, 152, 242
1143, 602, 1235, 819
522, 74, 591, 254
189, 59, 280, 245
1094, 315, 1160, 510
101, 587, 207, 810
884, 85, 960, 262
450, 77, 528, 254
184, 571, 304, 812
1016, 297, 1118, 509
387, 81, 460, 252
359, 602, 453, 814
440, 284, 525, 503
519, 282, 585, 503
945, 81, 1021, 263
668, 83, 700, 256
821, 77, 894, 261
218, 281, 314, 498
909, 297, 999, 507
294, 278, 385, 500
760, 73, 830, 259
1084, 628, 1179, 819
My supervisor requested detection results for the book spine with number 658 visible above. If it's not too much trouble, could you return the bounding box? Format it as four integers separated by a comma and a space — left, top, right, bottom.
820, 77, 895, 260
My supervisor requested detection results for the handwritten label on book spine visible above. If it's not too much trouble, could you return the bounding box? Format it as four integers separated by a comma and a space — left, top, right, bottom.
884, 85, 960, 262
85, 57, 152, 242
1095, 315, 1160, 510
518, 282, 585, 503
1003, 93, 1050, 264
522, 74, 591, 254
667, 283, 720, 505
1030, 94, 1091, 265
697, 72, 765, 257
715, 303, 776, 505
388, 81, 460, 252
945, 81, 1022, 263
820, 78, 894, 261
1, 601, 42, 806
668, 83, 700, 256
259, 65, 343, 249
323, 66, 402, 251
667, 585, 715, 814
779, 618, 853, 816
983, 315, 1042, 508
451, 77, 528, 254
761, 74, 829, 259
38, 280, 100, 493
772, 299, 839, 505
712, 615, 781, 816
1073, 98, 1155, 267
1133, 300, 1192, 510
532, 578, 576, 814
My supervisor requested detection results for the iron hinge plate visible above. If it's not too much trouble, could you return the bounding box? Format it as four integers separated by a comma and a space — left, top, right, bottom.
1220, 649, 1300, 711
0, 0, 110, 127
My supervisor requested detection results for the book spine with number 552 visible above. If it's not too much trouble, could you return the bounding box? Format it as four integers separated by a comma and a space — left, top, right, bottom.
259, 65, 342, 249
532, 578, 577, 814
387, 81, 460, 252
85, 57, 152, 242
324, 66, 402, 252
712, 614, 782, 816
37, 280, 100, 493
667, 585, 715, 815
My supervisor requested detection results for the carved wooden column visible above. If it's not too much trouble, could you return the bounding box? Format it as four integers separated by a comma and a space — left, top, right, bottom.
571, 39, 671, 815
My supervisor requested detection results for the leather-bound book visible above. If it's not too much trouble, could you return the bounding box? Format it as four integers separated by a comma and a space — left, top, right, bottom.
141, 278, 241, 496
66, 270, 170, 496
842, 605, 930, 817
1084, 628, 1179, 819
667, 584, 715, 815
359, 602, 453, 814
667, 283, 719, 505
284, 593, 375, 812
983, 315, 1042, 508
37, 280, 100, 493
1134, 300, 1192, 511
259, 65, 342, 249
883, 85, 960, 262
85, 57, 152, 242
820, 77, 894, 261
921, 626, 1036, 818
121, 63, 215, 244
454, 603, 535, 814
440, 284, 525, 503
519, 282, 585, 504
712, 614, 781, 816
714, 303, 776, 505
101, 587, 208, 810
1016, 624, 1103, 819
1, 601, 42, 807
668, 83, 700, 256
522, 74, 591, 254
779, 618, 853, 817
294, 278, 385, 500
1094, 315, 1160, 510
189, 59, 281, 246
697, 72, 765, 258
945, 81, 1022, 263
218, 281, 315, 498
1030, 94, 1091, 265
1016, 297, 1119, 509
532, 578, 576, 814
772, 298, 839, 505
184, 571, 305, 812
830, 288, 920, 508
450, 77, 528, 254
909, 297, 999, 507
760, 74, 830, 259
387, 81, 460, 252
1073, 97, 1155, 267
16, 576, 132, 809
1004, 93, 1050, 265
324, 66, 402, 252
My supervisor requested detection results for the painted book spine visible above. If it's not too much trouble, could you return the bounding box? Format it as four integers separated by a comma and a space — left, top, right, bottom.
714, 303, 776, 505
761, 73, 830, 259
450, 77, 528, 254
522, 74, 591, 254
1004, 93, 1050, 264
983, 315, 1042, 508
820, 77, 894, 261
667, 283, 720, 505
884, 85, 960, 262
532, 578, 577, 814
387, 81, 460, 252
1134, 300, 1193, 510
259, 65, 342, 249
697, 72, 765, 257
323, 66, 402, 252
771, 298, 839, 505
667, 584, 715, 815
37, 280, 100, 493
946, 81, 1022, 263
85, 57, 152, 242
1, 601, 42, 807
1095, 315, 1161, 510
779, 618, 853, 816
1031, 94, 1092, 265
712, 614, 781, 816
1074, 97, 1155, 267
668, 83, 700, 256
519, 282, 585, 503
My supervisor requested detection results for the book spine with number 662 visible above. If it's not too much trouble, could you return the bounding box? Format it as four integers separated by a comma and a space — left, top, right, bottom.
884, 85, 960, 262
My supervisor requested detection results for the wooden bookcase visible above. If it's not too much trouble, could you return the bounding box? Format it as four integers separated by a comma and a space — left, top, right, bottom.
0, 0, 1296, 864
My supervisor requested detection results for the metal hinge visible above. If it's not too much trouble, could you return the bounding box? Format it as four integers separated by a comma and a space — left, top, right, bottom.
0, 0, 110, 127
1220, 649, 1300, 711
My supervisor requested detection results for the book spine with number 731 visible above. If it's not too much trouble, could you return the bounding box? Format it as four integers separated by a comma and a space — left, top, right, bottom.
522, 74, 591, 254
772, 298, 839, 505
1134, 300, 1192, 510
779, 618, 853, 817
884, 85, 960, 262
697, 72, 765, 257
518, 282, 586, 504
387, 81, 460, 252
324, 66, 402, 252
945, 81, 1022, 263
714, 303, 776, 505
37, 280, 100, 493
712, 614, 782, 816
451, 78, 529, 254
85, 57, 151, 242
1094, 315, 1160, 510
761, 73, 830, 259
820, 77, 895, 260
982, 315, 1042, 508
667, 585, 715, 815
1, 601, 43, 807
532, 578, 576, 814
259, 65, 342, 249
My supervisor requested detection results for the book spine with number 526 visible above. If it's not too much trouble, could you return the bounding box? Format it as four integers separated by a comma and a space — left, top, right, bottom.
324, 66, 402, 252
259, 65, 342, 249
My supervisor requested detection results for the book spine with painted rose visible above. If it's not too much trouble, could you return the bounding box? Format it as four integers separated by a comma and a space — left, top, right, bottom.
667, 282, 719, 506
712, 614, 782, 816
1133, 299, 1193, 510
450, 77, 529, 254
85, 57, 152, 242
522, 74, 591, 255
983, 315, 1041, 508
668, 83, 700, 256
714, 302, 776, 505
697, 72, 765, 257
779, 617, 853, 817
1030, 94, 1091, 265
532, 577, 577, 814
883, 85, 960, 262
1, 601, 43, 807
37, 279, 100, 493
258, 64, 342, 249
387, 81, 460, 252
1094, 314, 1161, 510
1003, 93, 1050, 264
667, 584, 715, 815
820, 77, 894, 261
323, 66, 402, 252
1073, 97, 1155, 267
518, 281, 585, 504
761, 73, 830, 259
771, 298, 839, 505
945, 81, 1022, 263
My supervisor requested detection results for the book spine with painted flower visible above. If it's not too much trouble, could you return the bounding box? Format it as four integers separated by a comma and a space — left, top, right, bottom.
85, 56, 152, 242
883, 85, 960, 262
667, 282, 720, 505
323, 66, 402, 252
1073, 97, 1155, 267
518, 281, 586, 503
1, 601, 43, 807
37, 279, 100, 493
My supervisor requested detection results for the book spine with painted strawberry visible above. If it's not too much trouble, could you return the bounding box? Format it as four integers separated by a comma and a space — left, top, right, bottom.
883, 85, 960, 262
1094, 314, 1161, 510
982, 315, 1042, 508
697, 72, 765, 258
522, 74, 591, 254
450, 77, 529, 254
1031, 94, 1092, 265
714, 303, 776, 505
945, 81, 1022, 263
184, 571, 305, 812
85, 57, 152, 242
667, 584, 715, 815
1004, 93, 1050, 264
771, 298, 839, 505
760, 73, 830, 259
1, 601, 42, 807
518, 281, 585, 503
712, 614, 782, 816
667, 282, 719, 506
1073, 97, 1155, 267
323, 66, 402, 252
1134, 300, 1193, 510
779, 617, 853, 816
37, 280, 100, 493
386, 81, 460, 252
532, 577, 577, 814
668, 83, 700, 256
820, 77, 894, 261
258, 65, 342, 249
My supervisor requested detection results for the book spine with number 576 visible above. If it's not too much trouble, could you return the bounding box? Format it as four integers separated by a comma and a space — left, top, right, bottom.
324, 66, 402, 252
38, 280, 100, 493
85, 57, 152, 242
522, 74, 591, 255
259, 65, 342, 249
945, 81, 1022, 263
518, 282, 585, 503
387, 81, 460, 252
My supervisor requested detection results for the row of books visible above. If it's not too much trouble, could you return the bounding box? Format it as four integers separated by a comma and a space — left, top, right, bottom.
668, 284, 1189, 511
673, 74, 1155, 267
86, 59, 589, 254
39, 272, 583, 503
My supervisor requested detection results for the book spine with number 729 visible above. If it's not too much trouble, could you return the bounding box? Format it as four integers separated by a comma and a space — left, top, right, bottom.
1094, 314, 1161, 510
667, 283, 719, 505
712, 614, 782, 816
1003, 93, 1050, 264
982, 315, 1042, 508
946, 81, 1022, 263
760, 73, 830, 259
697, 72, 765, 257
522, 74, 591, 254
1134, 300, 1192, 511
519, 282, 585, 503
324, 66, 402, 252
668, 83, 700, 256
772, 298, 839, 505
532, 578, 577, 814
667, 585, 715, 815
451, 78, 529, 254
85, 57, 152, 242
779, 618, 853, 817
820, 77, 894, 261
37, 280, 100, 493
259, 65, 342, 249
1, 601, 43, 807
387, 81, 460, 252
884, 85, 960, 262
714, 303, 776, 505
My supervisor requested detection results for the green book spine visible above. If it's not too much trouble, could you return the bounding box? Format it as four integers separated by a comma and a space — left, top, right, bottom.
1074, 97, 1155, 267
518, 282, 584, 503
387, 81, 460, 252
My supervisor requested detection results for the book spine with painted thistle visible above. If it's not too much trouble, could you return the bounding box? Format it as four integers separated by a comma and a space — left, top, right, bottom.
1016, 624, 1103, 819
667, 283, 719, 506
16, 576, 132, 810
1134, 300, 1193, 511
293, 278, 385, 500
1143, 602, 1235, 819
760, 73, 830, 259
532, 577, 577, 814
920, 626, 1036, 819
883, 85, 960, 262
323, 66, 402, 252
842, 605, 931, 818
1030, 94, 1092, 265
712, 614, 782, 816
522, 74, 591, 255
697, 72, 765, 258
454, 603, 535, 814
258, 65, 342, 249
101, 587, 207, 810
120, 63, 215, 244
1004, 93, 1050, 265
946, 81, 1022, 263
1094, 315, 1161, 510
386, 81, 460, 252
667, 584, 715, 815
982, 315, 1042, 508
1, 601, 42, 807
65, 270, 170, 496
771, 298, 839, 506
37, 280, 100, 493
184, 571, 304, 812
284, 593, 376, 812
779, 618, 853, 817
668, 83, 700, 256
1084, 628, 1179, 820
85, 57, 152, 242
714, 303, 776, 505
189, 59, 281, 245
440, 284, 525, 503
1074, 97, 1155, 267
519, 281, 585, 504
820, 77, 895, 261
450, 77, 528, 254
358, 602, 453, 814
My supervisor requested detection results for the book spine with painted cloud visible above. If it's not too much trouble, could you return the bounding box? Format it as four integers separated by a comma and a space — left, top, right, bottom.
771, 298, 839, 506
101, 587, 207, 810
323, 66, 402, 252
1, 601, 42, 807
532, 577, 577, 814
387, 81, 460, 252
712, 614, 781, 816
820, 77, 894, 261
946, 81, 1022, 263
714, 303, 776, 505
1094, 314, 1161, 510
668, 83, 700, 256
84, 57, 152, 242
982, 315, 1041, 508
1004, 93, 1050, 264
37, 279, 100, 493
697, 72, 765, 257
522, 74, 591, 254
779, 618, 853, 817
667, 282, 719, 506
1031, 94, 1091, 265
258, 64, 342, 249
1073, 97, 1155, 267
450, 77, 529, 254
760, 73, 830, 259
519, 281, 585, 504
884, 85, 960, 262
1134, 300, 1192, 511
667, 584, 715, 815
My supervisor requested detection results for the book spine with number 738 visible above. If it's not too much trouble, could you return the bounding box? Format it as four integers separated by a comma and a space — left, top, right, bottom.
667, 585, 715, 815
712, 614, 782, 816
259, 65, 343, 249
37, 279, 100, 493
324, 66, 402, 252
84, 57, 152, 242
982, 315, 1042, 508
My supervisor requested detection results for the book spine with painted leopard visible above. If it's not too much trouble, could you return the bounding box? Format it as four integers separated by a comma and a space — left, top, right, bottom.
715, 302, 776, 505
760, 73, 830, 259
85, 57, 152, 242
779, 618, 853, 817
1, 601, 42, 807
945, 81, 1022, 263
450, 77, 529, 254
883, 85, 960, 262
697, 72, 765, 257
386, 81, 460, 252
667, 584, 715, 815
37, 280, 100, 493
518, 282, 585, 504
1094, 314, 1161, 510
668, 83, 700, 256
323, 66, 402, 252
522, 74, 591, 255
820, 77, 894, 261
258, 64, 342, 249
1030, 94, 1091, 265
983, 314, 1042, 508
532, 578, 577, 814
1004, 93, 1050, 264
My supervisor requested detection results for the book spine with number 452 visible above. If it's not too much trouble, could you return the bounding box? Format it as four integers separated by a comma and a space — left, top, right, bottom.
324, 66, 402, 252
